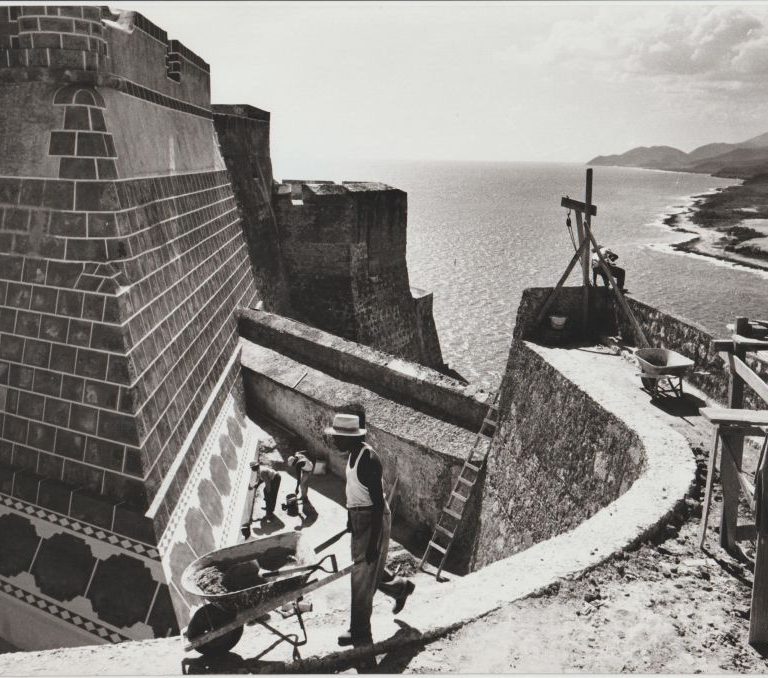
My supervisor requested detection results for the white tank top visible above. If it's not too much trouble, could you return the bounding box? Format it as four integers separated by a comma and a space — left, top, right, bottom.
346, 444, 374, 508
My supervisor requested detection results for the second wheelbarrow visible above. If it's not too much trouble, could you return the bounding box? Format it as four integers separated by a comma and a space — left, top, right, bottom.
635, 347, 694, 398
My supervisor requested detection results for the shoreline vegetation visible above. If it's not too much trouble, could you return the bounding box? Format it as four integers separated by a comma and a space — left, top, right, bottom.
665, 174, 768, 272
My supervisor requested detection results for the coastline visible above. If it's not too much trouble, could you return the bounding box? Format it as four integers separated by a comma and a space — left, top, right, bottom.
656, 174, 768, 272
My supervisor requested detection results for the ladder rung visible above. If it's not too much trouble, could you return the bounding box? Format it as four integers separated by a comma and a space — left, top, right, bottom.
483, 417, 496, 425
457, 476, 473, 486
464, 462, 481, 473
435, 525, 454, 538
451, 491, 467, 502
443, 507, 462, 520
428, 541, 447, 554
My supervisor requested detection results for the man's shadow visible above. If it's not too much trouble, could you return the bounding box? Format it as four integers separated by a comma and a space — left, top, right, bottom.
294, 507, 319, 531
250, 515, 286, 536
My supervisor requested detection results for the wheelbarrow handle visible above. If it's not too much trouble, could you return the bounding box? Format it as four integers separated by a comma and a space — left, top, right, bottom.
261, 553, 341, 579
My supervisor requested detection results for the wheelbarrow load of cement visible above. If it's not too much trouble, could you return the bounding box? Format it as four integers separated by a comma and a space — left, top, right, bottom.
181, 531, 351, 658
635, 347, 694, 398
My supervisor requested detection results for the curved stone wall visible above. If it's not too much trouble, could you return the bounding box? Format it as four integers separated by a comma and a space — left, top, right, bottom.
469, 339, 648, 569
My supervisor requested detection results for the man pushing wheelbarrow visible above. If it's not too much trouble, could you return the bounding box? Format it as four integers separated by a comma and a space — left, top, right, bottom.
324, 412, 416, 668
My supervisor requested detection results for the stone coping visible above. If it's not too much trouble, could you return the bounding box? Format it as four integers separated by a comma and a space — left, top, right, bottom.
238, 309, 490, 431
240, 341, 476, 463
0, 340, 696, 673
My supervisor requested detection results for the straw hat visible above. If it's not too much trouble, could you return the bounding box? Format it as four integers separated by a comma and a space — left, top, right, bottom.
324, 413, 366, 437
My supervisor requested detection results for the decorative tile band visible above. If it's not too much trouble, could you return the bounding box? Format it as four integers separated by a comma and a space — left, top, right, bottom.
0, 491, 159, 560
0, 577, 131, 644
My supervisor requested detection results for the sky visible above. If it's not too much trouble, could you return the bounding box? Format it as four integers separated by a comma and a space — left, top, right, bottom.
47, 2, 768, 166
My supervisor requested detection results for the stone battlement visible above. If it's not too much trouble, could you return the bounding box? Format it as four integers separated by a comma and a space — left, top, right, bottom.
276, 180, 398, 203
0, 6, 211, 109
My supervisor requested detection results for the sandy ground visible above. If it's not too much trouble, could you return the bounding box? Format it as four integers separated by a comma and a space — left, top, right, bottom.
400, 439, 768, 673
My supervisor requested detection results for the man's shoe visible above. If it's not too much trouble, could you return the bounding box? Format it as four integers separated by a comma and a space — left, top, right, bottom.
392, 579, 415, 614
337, 631, 354, 647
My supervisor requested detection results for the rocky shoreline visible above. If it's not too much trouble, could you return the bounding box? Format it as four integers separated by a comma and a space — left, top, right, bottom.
665, 174, 768, 272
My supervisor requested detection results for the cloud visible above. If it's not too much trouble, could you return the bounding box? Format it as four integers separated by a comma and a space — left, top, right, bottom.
517, 6, 768, 98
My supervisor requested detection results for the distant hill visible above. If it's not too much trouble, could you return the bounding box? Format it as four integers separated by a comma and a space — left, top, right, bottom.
588, 131, 768, 178
589, 146, 689, 169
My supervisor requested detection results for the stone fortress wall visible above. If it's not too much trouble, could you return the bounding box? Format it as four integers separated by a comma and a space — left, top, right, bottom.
0, 5, 447, 649
274, 180, 444, 369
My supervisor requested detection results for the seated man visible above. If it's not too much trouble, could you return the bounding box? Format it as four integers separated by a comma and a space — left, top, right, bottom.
591, 246, 626, 291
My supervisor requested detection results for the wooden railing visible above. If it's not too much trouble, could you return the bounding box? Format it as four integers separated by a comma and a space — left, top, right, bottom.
701, 316, 768, 645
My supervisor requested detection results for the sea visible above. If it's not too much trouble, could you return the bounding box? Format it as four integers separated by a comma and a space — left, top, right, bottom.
273, 159, 768, 389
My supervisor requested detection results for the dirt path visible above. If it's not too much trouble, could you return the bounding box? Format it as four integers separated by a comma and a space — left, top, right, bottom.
397, 447, 768, 674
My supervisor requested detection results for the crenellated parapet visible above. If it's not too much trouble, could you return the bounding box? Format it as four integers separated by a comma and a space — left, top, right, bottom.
0, 6, 211, 111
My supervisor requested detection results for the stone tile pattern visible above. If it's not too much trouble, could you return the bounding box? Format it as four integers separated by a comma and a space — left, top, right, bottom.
470, 338, 645, 570
274, 181, 445, 369
0, 509, 178, 642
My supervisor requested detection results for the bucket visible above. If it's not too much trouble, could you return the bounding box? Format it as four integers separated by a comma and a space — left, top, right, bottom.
549, 315, 567, 330
282, 494, 300, 517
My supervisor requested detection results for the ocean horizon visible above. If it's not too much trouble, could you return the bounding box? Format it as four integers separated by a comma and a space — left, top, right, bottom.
273, 158, 762, 388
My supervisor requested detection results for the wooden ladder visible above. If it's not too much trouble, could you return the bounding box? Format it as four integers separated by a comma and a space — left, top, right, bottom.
419, 391, 500, 580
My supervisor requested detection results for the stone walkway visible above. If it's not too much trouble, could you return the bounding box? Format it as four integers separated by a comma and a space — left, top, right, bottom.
0, 342, 713, 674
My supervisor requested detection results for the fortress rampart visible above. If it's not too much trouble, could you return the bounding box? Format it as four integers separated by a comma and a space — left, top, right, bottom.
274, 180, 444, 369
0, 6, 446, 650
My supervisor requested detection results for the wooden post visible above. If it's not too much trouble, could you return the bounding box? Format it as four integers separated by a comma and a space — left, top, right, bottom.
582, 170, 593, 332
573, 211, 589, 332
721, 316, 748, 552
750, 460, 768, 645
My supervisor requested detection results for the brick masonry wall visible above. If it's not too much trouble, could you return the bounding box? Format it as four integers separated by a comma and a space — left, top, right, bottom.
0, 12, 259, 645
470, 340, 645, 570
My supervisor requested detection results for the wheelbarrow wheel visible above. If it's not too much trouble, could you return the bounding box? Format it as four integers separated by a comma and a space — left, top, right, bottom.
188, 604, 244, 656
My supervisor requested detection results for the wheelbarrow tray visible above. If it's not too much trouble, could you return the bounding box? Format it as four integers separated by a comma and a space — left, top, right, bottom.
181, 531, 352, 652
635, 347, 694, 377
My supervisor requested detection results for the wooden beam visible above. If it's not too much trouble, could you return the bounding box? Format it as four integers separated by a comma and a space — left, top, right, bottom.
722, 317, 748, 552
585, 227, 650, 348
573, 210, 589, 331
532, 237, 590, 331
699, 428, 719, 549
750, 462, 768, 644
733, 334, 768, 349
700, 407, 768, 426
729, 353, 768, 407
582, 171, 592, 333
561, 196, 597, 216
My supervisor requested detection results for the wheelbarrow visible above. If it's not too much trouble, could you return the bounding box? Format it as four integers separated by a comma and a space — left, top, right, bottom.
181, 531, 352, 658
635, 347, 694, 398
